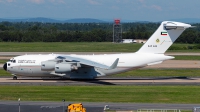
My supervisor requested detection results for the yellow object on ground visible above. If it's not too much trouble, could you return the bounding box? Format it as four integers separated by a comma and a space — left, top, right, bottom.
67, 103, 86, 112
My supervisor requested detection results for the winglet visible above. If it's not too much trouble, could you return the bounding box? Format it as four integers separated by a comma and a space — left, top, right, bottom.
108, 58, 119, 69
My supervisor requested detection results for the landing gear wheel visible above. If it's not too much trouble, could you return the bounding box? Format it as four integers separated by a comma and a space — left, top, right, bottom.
13, 76, 17, 80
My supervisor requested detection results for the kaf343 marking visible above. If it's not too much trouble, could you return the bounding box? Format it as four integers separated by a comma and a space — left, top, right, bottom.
148, 45, 157, 47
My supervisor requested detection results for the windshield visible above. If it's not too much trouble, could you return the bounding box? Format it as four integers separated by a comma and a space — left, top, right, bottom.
9, 58, 16, 63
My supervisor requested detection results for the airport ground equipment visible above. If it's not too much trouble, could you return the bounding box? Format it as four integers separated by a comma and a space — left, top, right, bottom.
104, 105, 109, 111
193, 107, 200, 112
67, 103, 86, 112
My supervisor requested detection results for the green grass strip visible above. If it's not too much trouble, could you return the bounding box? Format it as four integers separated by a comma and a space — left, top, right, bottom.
174, 56, 200, 60
0, 69, 12, 76
0, 85, 200, 104
0, 60, 8, 64
0, 42, 142, 52
0, 42, 199, 52
110, 69, 200, 77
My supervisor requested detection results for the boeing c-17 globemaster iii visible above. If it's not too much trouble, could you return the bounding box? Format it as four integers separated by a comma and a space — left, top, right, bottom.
3, 21, 193, 80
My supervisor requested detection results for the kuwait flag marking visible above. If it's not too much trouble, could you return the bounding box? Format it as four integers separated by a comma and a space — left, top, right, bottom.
161, 32, 168, 36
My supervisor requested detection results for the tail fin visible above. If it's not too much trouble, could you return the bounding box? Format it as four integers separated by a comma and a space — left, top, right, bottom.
137, 21, 192, 54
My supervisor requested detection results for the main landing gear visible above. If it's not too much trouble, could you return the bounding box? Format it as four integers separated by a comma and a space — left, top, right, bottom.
13, 76, 17, 80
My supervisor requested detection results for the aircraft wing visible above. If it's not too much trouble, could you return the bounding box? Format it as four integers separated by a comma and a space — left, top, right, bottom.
56, 55, 119, 70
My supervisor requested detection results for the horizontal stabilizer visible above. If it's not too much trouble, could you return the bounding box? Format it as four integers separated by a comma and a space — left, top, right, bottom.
164, 22, 192, 30
137, 21, 192, 54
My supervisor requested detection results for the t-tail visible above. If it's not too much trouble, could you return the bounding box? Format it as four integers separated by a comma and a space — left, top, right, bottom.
137, 21, 193, 54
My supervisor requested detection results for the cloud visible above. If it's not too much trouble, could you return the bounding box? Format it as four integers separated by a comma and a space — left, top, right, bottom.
111, 6, 119, 10
7, 0, 15, 2
27, 0, 44, 4
151, 5, 162, 11
87, 0, 101, 5
49, 0, 65, 4
139, 0, 144, 3
0, 0, 15, 3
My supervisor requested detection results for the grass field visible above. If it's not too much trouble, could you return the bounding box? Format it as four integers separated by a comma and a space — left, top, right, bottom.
0, 42, 199, 52
0, 42, 142, 52
0, 60, 8, 64
109, 69, 200, 77
0, 85, 200, 103
174, 56, 200, 60
0, 69, 11, 76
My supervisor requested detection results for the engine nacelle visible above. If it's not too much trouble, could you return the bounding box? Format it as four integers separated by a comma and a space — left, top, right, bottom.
41, 61, 57, 71
55, 63, 74, 73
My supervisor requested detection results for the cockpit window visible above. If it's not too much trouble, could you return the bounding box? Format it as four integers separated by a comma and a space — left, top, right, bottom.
9, 60, 16, 63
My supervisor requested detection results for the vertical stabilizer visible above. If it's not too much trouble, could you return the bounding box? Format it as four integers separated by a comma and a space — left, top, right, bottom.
137, 21, 192, 54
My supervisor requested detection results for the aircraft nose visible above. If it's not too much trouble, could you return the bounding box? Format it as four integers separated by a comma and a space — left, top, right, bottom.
3, 63, 7, 71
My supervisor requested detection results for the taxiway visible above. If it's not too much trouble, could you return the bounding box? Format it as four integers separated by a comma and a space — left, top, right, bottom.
0, 101, 198, 112
0, 77, 199, 85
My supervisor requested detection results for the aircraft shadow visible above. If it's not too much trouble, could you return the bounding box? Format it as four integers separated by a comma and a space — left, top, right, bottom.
10, 76, 194, 81
7, 76, 195, 85
96, 76, 194, 80
70, 79, 116, 85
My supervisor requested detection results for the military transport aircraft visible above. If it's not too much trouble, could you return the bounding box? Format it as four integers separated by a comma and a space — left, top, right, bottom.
3, 21, 192, 80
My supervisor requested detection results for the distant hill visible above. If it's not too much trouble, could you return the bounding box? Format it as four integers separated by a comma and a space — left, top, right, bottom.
65, 18, 107, 23
0, 18, 108, 23
0, 17, 61, 23
0, 17, 62, 23
0, 17, 200, 23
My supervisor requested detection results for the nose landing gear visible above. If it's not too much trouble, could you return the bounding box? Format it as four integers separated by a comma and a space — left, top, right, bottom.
13, 76, 17, 80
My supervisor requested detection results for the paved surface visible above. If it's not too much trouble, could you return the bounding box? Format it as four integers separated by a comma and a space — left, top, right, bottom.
0, 77, 200, 85
145, 60, 200, 69
0, 101, 199, 112
0, 101, 103, 112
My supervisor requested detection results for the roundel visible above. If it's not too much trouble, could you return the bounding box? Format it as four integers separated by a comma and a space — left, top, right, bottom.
156, 39, 160, 43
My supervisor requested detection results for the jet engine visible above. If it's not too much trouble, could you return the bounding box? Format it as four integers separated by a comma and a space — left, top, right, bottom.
41, 61, 57, 71
55, 63, 78, 73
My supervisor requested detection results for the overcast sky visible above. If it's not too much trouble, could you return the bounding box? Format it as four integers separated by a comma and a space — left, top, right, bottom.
0, 0, 199, 22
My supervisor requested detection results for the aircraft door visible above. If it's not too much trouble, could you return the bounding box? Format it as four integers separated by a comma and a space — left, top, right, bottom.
28, 68, 33, 74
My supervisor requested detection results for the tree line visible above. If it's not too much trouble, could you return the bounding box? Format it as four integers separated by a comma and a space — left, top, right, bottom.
0, 21, 200, 43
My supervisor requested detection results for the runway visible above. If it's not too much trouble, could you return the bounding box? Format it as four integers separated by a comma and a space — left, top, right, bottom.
0, 77, 200, 85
